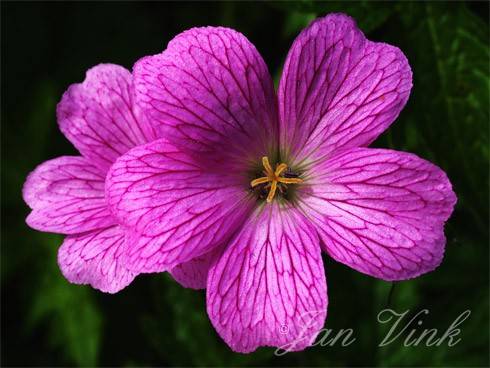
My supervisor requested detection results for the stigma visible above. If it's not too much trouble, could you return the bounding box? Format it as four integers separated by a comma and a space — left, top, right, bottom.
250, 156, 303, 203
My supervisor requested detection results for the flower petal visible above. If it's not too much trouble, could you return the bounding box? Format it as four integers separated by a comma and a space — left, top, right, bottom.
169, 245, 224, 290
207, 203, 327, 353
298, 148, 457, 280
278, 14, 412, 163
58, 225, 136, 293
106, 139, 254, 273
133, 27, 278, 162
58, 64, 153, 172
23, 156, 115, 234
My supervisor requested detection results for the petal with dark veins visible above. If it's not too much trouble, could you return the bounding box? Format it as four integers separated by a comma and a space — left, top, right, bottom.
297, 148, 457, 280
170, 245, 224, 290
278, 14, 412, 164
133, 27, 278, 163
58, 225, 136, 293
207, 203, 327, 353
58, 64, 154, 172
106, 139, 254, 273
23, 156, 115, 234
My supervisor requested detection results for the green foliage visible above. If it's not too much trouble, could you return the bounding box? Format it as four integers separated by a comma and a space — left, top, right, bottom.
27, 235, 102, 367
274, 0, 394, 33
140, 275, 271, 366
2, 1, 488, 367
394, 2, 489, 234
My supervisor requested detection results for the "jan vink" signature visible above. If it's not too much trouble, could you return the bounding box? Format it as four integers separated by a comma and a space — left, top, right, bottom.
274, 308, 471, 356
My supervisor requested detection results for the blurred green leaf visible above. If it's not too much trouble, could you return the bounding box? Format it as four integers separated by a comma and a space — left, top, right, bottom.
396, 3, 489, 233
371, 5, 490, 366
282, 11, 316, 38
27, 235, 102, 366
274, 0, 394, 33
141, 274, 272, 366
2, 81, 60, 280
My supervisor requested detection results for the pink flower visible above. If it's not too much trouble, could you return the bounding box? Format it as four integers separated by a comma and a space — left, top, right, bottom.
23, 64, 155, 293
106, 13, 456, 352
23, 12, 457, 353
106, 14, 456, 352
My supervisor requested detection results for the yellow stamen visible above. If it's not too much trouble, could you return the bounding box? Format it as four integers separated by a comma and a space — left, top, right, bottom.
250, 156, 303, 203
277, 177, 303, 185
274, 163, 288, 176
250, 177, 270, 187
262, 156, 273, 175
267, 180, 278, 203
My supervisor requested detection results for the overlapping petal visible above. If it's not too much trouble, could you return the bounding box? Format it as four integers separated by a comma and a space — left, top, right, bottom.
170, 245, 224, 290
23, 156, 115, 234
278, 14, 412, 164
106, 139, 255, 273
58, 225, 135, 293
298, 148, 456, 280
207, 203, 327, 353
133, 27, 278, 163
58, 64, 154, 172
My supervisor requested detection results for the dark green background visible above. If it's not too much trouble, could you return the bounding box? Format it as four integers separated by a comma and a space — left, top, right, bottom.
2, 1, 489, 367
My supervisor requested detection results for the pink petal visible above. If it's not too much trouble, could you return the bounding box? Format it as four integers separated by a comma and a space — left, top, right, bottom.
106, 139, 255, 273
133, 27, 278, 162
58, 225, 136, 293
207, 203, 327, 353
169, 245, 224, 290
58, 64, 153, 172
298, 148, 457, 280
23, 156, 115, 234
278, 14, 412, 163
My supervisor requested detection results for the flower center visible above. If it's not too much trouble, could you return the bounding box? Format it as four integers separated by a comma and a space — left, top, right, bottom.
250, 156, 303, 203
